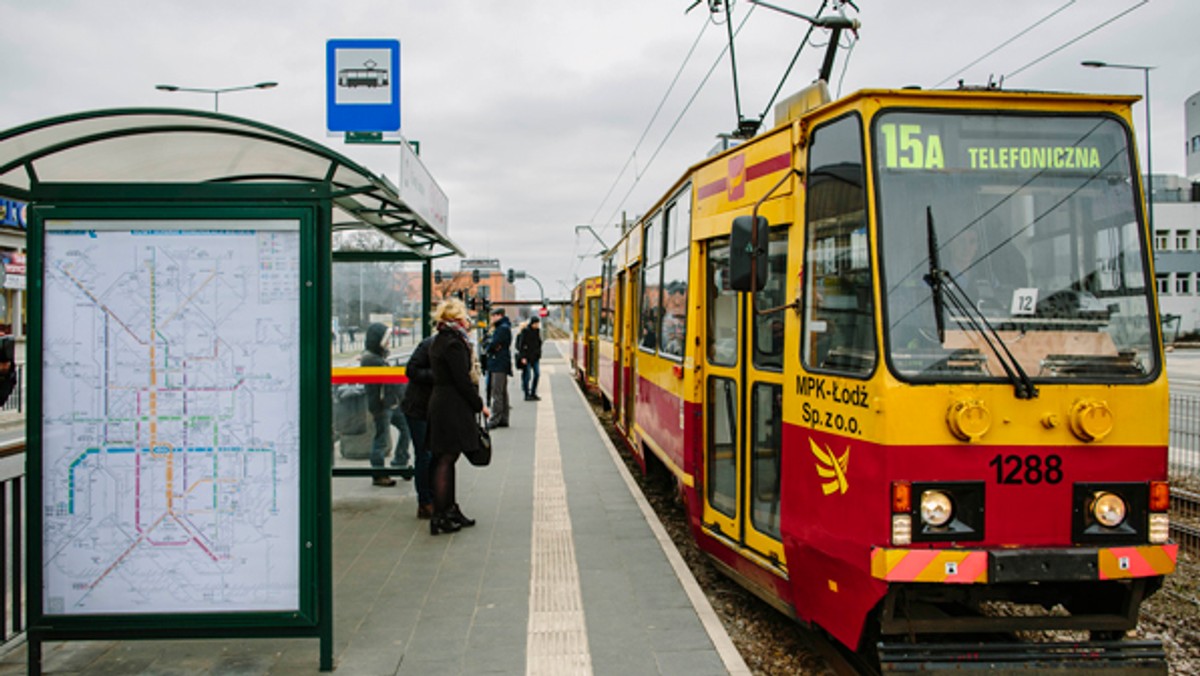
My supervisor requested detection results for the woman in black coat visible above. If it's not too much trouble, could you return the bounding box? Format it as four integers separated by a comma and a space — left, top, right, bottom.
427, 298, 489, 535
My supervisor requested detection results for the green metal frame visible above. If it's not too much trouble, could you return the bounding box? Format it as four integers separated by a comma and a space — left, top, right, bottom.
25, 183, 334, 672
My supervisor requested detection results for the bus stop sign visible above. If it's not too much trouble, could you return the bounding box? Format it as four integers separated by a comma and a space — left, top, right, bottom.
326, 39, 401, 132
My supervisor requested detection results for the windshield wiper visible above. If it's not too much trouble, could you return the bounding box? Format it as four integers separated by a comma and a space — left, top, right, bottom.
922, 207, 1039, 400
923, 206, 947, 343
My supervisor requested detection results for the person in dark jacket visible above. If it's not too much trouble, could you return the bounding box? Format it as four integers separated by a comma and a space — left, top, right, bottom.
427, 298, 489, 535
402, 335, 436, 518
361, 323, 396, 486
483, 308, 512, 429
515, 316, 544, 401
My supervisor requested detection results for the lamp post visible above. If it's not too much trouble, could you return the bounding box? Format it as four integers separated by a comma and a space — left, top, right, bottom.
155, 81, 278, 113
1082, 60, 1155, 230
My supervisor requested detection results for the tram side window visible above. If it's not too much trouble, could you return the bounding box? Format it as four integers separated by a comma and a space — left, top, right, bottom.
707, 376, 738, 518
660, 193, 691, 360
754, 230, 789, 371
640, 213, 664, 351
707, 239, 738, 366
803, 114, 875, 374
751, 383, 782, 539
599, 260, 615, 339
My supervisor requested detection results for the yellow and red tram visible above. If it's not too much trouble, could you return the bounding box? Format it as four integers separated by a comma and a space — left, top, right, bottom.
570, 275, 602, 393
576, 82, 1176, 668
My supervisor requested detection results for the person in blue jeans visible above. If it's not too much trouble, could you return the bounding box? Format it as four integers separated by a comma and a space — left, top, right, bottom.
401, 335, 436, 517
515, 316, 543, 400
389, 383, 412, 474
361, 323, 396, 486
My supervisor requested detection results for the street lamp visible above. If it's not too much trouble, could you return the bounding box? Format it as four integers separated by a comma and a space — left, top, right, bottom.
1082, 60, 1155, 230
155, 81, 278, 112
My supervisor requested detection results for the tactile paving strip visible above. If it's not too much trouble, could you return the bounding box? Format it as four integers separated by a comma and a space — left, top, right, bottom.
526, 372, 593, 675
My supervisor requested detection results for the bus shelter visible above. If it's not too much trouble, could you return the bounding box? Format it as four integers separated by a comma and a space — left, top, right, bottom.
0, 108, 462, 673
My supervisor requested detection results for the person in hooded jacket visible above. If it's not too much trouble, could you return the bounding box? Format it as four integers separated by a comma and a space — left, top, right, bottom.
362, 322, 397, 486
427, 298, 489, 534
401, 334, 435, 518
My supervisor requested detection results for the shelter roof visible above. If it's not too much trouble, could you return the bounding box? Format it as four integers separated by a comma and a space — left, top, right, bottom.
0, 108, 461, 258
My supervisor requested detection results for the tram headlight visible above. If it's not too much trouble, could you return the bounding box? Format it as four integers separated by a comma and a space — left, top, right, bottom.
920, 490, 954, 528
1091, 491, 1127, 528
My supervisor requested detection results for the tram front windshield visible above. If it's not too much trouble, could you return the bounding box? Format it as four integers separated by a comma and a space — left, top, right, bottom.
875, 111, 1157, 383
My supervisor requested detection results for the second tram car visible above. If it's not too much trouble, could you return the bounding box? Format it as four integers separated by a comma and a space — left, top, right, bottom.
571, 276, 602, 392
578, 81, 1177, 669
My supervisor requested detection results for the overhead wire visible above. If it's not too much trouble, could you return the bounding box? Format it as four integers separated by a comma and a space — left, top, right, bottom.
932, 0, 1076, 89
586, 17, 712, 227
1005, 0, 1149, 80
579, 0, 1149, 276
598, 3, 758, 235
834, 29, 857, 98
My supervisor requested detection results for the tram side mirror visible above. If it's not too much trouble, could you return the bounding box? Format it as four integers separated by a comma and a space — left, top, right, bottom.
730, 215, 769, 292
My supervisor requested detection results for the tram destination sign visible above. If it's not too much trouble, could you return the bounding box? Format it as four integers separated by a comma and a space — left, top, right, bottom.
876, 112, 1124, 173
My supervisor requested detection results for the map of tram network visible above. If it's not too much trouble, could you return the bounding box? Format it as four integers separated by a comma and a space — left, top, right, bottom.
41, 220, 301, 615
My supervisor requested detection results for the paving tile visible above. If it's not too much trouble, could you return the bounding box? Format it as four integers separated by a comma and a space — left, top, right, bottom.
8, 355, 736, 676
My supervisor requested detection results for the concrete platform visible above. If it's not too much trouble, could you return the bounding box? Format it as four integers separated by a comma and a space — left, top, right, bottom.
1, 342, 748, 675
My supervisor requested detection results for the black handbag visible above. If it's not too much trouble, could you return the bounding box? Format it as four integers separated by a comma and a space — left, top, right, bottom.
466, 414, 492, 467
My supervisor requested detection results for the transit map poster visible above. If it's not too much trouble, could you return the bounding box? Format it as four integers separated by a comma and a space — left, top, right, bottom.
39, 219, 302, 615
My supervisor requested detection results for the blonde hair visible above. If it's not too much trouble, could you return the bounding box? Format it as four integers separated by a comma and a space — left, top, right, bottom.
432, 297, 469, 325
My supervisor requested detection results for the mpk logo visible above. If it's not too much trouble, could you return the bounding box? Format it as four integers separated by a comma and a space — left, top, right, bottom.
810, 438, 850, 495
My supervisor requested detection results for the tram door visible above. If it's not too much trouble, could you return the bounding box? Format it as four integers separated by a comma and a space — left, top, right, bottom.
612, 270, 628, 428
585, 294, 600, 383
621, 265, 639, 434
701, 232, 787, 566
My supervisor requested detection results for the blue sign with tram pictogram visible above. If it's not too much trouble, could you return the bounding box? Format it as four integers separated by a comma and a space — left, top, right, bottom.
326, 39, 400, 132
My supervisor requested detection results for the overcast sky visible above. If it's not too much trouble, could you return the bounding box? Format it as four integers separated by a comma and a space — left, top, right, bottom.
2, 0, 1197, 297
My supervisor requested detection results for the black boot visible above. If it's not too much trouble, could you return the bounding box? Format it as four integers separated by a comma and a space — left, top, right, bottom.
430, 513, 462, 535
448, 504, 476, 528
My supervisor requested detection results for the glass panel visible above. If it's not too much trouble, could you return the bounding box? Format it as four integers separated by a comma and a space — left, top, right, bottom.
707, 377, 738, 518
875, 112, 1157, 382
667, 185, 692, 256
707, 238, 738, 366
803, 115, 875, 374
332, 260, 423, 364
645, 212, 663, 267
640, 262, 662, 352
331, 259, 423, 475
750, 383, 782, 539
660, 252, 689, 359
600, 259, 615, 338
753, 230, 789, 371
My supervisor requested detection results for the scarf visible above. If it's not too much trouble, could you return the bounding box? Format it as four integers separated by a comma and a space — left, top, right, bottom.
439, 320, 481, 385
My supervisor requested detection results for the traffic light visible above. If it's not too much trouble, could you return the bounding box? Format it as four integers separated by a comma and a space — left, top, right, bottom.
434, 269, 443, 284
472, 268, 480, 284
467, 296, 477, 310
507, 268, 514, 283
